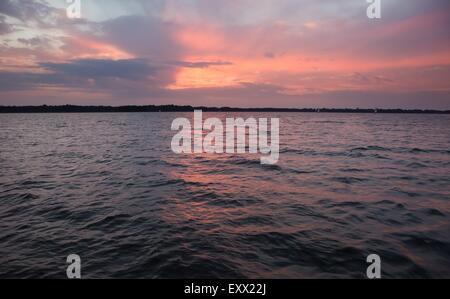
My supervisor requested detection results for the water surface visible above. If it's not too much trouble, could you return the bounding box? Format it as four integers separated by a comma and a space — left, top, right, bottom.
0, 112, 449, 278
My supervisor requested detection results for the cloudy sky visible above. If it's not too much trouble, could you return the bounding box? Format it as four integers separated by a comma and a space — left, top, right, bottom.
0, 0, 449, 108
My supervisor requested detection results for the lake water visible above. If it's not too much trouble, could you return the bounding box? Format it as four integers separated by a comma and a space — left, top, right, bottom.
0, 112, 449, 278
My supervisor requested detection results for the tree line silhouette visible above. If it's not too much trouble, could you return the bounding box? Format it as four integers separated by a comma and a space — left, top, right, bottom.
0, 105, 448, 114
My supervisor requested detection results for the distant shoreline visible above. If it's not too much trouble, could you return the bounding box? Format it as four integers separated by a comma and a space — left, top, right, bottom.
0, 105, 449, 114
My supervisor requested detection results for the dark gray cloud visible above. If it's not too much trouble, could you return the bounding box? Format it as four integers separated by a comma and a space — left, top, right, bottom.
0, 0, 21, 19
40, 58, 161, 80
0, 58, 172, 94
0, 57, 235, 92
100, 15, 181, 60
0, 0, 56, 22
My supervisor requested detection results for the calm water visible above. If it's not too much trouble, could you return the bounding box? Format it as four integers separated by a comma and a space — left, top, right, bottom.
0, 112, 449, 279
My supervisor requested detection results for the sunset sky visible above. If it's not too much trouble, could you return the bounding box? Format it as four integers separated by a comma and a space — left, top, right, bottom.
0, 0, 449, 108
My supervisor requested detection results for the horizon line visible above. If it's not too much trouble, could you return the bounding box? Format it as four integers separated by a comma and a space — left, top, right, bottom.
1, 105, 449, 114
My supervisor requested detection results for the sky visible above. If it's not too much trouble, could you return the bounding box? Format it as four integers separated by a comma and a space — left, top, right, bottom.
0, 0, 449, 108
